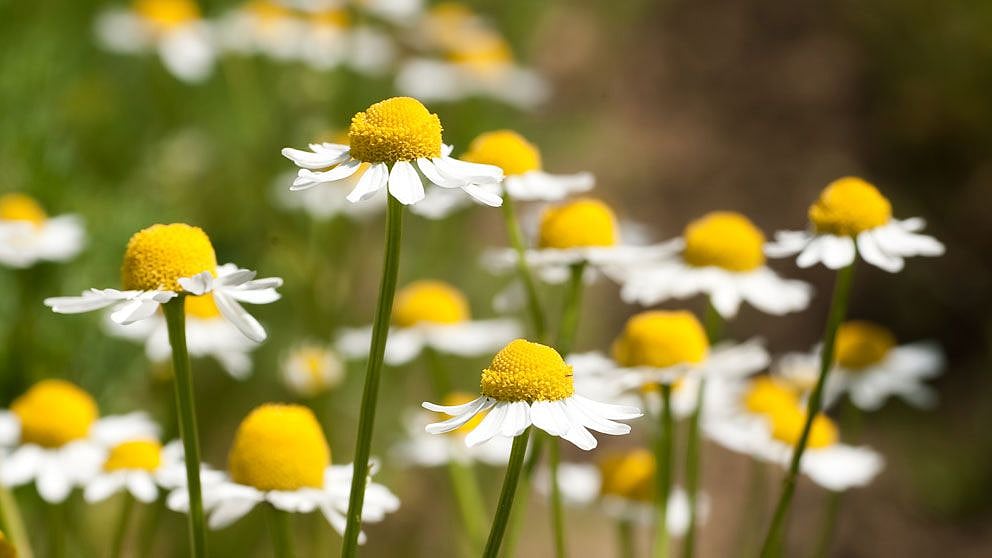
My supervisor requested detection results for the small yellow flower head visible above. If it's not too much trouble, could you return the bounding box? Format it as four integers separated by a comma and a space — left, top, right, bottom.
121, 223, 217, 292
612, 311, 709, 369
134, 0, 201, 28
834, 321, 896, 369
682, 211, 766, 272
538, 198, 618, 250
598, 449, 655, 502
392, 280, 470, 327
11, 380, 98, 448
0, 531, 16, 558
184, 293, 222, 319
808, 177, 892, 236
743, 377, 799, 417
104, 440, 163, 472
348, 97, 443, 164
461, 130, 542, 176
480, 339, 574, 402
442, 392, 487, 435
0, 193, 47, 226
770, 408, 838, 449
228, 404, 331, 491
283, 344, 345, 397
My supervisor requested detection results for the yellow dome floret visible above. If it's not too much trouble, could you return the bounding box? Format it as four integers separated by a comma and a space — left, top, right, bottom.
743, 377, 799, 417
134, 0, 201, 29
104, 440, 163, 472
538, 198, 618, 250
808, 177, 892, 236
184, 293, 222, 319
121, 223, 217, 292
833, 321, 896, 370
228, 404, 330, 491
442, 392, 488, 435
0, 193, 47, 226
11, 380, 98, 448
598, 449, 655, 502
461, 130, 541, 176
770, 408, 838, 449
682, 211, 766, 272
348, 97, 443, 164
480, 339, 574, 402
612, 311, 709, 369
392, 280, 470, 327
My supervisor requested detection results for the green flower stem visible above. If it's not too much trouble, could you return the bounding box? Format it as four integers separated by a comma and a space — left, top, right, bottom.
501, 432, 545, 558
759, 262, 855, 558
548, 437, 567, 558
0, 485, 32, 558
49, 503, 64, 558
500, 197, 546, 341
163, 299, 207, 558
137, 497, 165, 558
483, 428, 532, 558
617, 520, 635, 558
268, 505, 296, 558
110, 493, 134, 558
341, 196, 404, 558
424, 348, 451, 397
653, 384, 675, 558
555, 262, 587, 356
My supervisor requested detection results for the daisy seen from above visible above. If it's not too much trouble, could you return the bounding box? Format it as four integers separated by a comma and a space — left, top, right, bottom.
0, 193, 85, 269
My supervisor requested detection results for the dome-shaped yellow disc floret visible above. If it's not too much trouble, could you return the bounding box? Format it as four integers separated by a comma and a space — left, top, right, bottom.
833, 321, 896, 370
461, 130, 542, 176
538, 198, 618, 250
480, 339, 574, 402
682, 211, 766, 272
770, 408, 838, 449
612, 311, 709, 369
598, 449, 655, 502
348, 97, 443, 164
228, 404, 330, 491
184, 293, 222, 319
392, 280, 470, 327
11, 380, 98, 448
808, 177, 892, 236
121, 223, 217, 292
134, 0, 201, 28
104, 440, 163, 472
743, 376, 799, 417
0, 193, 47, 226
442, 392, 487, 435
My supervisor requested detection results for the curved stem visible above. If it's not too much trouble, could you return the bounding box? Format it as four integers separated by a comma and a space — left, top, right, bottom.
548, 438, 567, 558
617, 520, 635, 558
500, 197, 546, 341
110, 493, 134, 558
759, 262, 855, 557
483, 428, 531, 558
163, 299, 207, 558
268, 505, 296, 558
653, 384, 674, 558
341, 197, 404, 557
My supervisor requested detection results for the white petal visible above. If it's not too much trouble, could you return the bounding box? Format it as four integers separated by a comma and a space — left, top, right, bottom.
462, 184, 503, 207
292, 159, 362, 191
281, 144, 351, 169
84, 475, 125, 503
387, 160, 425, 205
212, 292, 267, 342
856, 232, 903, 273
346, 162, 388, 203
178, 272, 214, 295
127, 473, 159, 503
819, 235, 856, 269
464, 402, 509, 447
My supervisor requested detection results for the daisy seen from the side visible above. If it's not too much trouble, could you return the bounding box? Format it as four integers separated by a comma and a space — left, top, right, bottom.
280, 342, 347, 398
0, 193, 85, 269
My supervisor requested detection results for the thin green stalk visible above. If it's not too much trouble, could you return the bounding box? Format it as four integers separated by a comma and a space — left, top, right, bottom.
110, 493, 134, 558
268, 505, 295, 558
163, 299, 207, 558
501, 432, 546, 558
447, 460, 488, 553
759, 262, 855, 558
555, 262, 587, 356
617, 520, 636, 558
341, 197, 404, 557
548, 438, 567, 558
49, 503, 65, 558
500, 197, 546, 341
424, 348, 451, 397
653, 384, 674, 558
483, 428, 532, 558
0, 485, 32, 558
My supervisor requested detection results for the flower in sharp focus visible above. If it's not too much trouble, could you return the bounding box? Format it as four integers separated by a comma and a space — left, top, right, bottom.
44, 223, 282, 343
609, 211, 813, 319
281, 342, 346, 398
337, 280, 521, 366
393, 391, 512, 467
764, 176, 944, 272
168, 404, 399, 541
282, 96, 505, 207
422, 339, 643, 450
0, 193, 85, 269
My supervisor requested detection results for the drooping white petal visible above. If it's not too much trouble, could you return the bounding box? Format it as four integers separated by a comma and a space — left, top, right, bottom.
856, 232, 903, 273
281, 144, 351, 169
819, 235, 857, 269
464, 402, 509, 447
462, 184, 504, 207
292, 159, 362, 191
127, 473, 159, 503
178, 271, 215, 295
387, 160, 425, 205
212, 291, 267, 343
346, 162, 388, 203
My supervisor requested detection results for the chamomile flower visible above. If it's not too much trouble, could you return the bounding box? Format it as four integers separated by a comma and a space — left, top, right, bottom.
610, 212, 813, 319
281, 342, 346, 398
44, 223, 282, 343
423, 339, 643, 450
337, 280, 521, 366
0, 193, 85, 269
282, 97, 505, 207
765, 177, 945, 272
705, 376, 884, 491
0, 381, 158, 503
84, 438, 187, 504
94, 0, 217, 83
393, 392, 512, 467
168, 404, 399, 540
775, 321, 945, 411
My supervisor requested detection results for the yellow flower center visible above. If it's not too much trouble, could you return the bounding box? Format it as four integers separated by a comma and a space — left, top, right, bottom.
769, 408, 838, 449
134, 0, 201, 29
682, 211, 766, 272
833, 321, 896, 369
0, 193, 47, 226
538, 198, 619, 250
310, 9, 349, 28
461, 130, 542, 176
0, 531, 15, 558
104, 440, 163, 472
348, 97, 443, 164
598, 449, 655, 502
442, 392, 487, 435
11, 380, 98, 448
446, 37, 514, 71
121, 223, 217, 292
808, 177, 892, 236
246, 0, 294, 24
228, 404, 330, 491
743, 377, 799, 417
184, 293, 222, 319
612, 311, 709, 369
480, 339, 574, 402
392, 280, 470, 327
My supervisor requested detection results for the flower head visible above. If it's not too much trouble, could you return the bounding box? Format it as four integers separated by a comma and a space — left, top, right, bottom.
0, 193, 85, 268
742, 376, 799, 418
122, 223, 217, 292
833, 321, 896, 369
612, 311, 709, 369
769, 408, 838, 449
539, 198, 618, 249
103, 439, 163, 472
682, 211, 765, 272
11, 380, 98, 448
134, 0, 201, 30
228, 404, 331, 491
480, 339, 575, 402
599, 449, 654, 502
0, 193, 46, 226
808, 177, 892, 236
281, 343, 346, 398
392, 280, 470, 327
462, 130, 541, 176
348, 97, 443, 164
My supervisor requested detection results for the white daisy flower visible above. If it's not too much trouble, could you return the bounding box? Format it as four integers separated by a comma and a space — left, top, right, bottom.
764, 176, 944, 272
423, 339, 643, 451
94, 0, 216, 83
609, 212, 813, 319
282, 97, 504, 207
0, 381, 158, 503
44, 224, 282, 343
280, 342, 346, 398
337, 280, 521, 366
84, 438, 182, 504
167, 404, 399, 542
392, 394, 512, 467
0, 193, 85, 269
